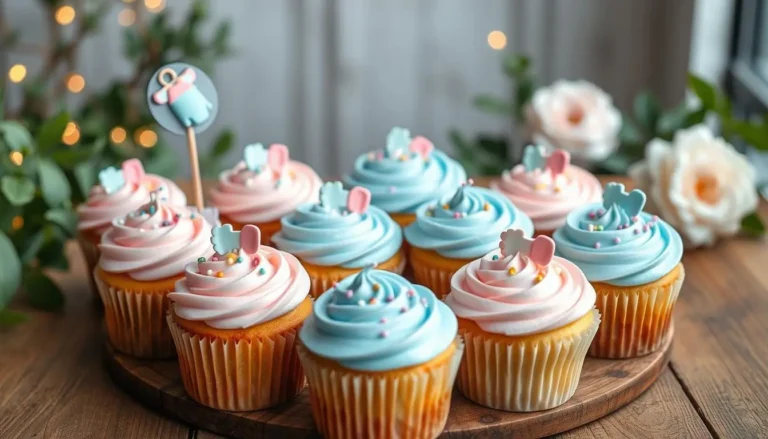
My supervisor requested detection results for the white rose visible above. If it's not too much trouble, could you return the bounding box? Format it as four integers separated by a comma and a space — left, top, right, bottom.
629, 125, 758, 248
525, 80, 621, 164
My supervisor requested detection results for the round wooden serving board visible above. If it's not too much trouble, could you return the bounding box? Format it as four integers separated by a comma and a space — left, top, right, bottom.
104, 325, 672, 439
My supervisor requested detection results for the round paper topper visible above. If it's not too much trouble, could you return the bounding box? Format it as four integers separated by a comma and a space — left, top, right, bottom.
146, 62, 219, 135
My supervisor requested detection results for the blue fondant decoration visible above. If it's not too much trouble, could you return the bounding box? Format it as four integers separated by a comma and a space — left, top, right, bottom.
98, 167, 125, 194
603, 182, 646, 217
244, 143, 268, 172
319, 181, 348, 211
147, 63, 219, 136
211, 224, 241, 255
522, 144, 546, 172
385, 127, 411, 158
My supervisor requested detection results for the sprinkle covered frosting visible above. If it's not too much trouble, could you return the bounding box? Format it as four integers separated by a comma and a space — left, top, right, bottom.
272, 182, 402, 268
553, 182, 683, 286
299, 266, 457, 371
99, 191, 210, 281
209, 143, 322, 224
168, 224, 310, 329
343, 127, 467, 213
490, 145, 602, 231
445, 229, 596, 336
404, 182, 534, 259
78, 159, 187, 233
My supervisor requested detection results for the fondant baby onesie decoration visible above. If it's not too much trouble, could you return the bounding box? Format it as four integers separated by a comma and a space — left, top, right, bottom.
151, 67, 213, 128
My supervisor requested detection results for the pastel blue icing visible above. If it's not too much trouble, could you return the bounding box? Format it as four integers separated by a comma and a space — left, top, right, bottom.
553, 202, 683, 286
343, 149, 467, 214
299, 268, 457, 371
272, 202, 402, 268
404, 186, 534, 259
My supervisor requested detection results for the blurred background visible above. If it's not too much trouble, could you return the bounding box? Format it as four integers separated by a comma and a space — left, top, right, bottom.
0, 0, 762, 177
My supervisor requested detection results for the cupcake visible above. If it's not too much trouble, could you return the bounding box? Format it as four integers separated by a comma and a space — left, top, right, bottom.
553, 182, 684, 358
298, 266, 462, 439
343, 127, 466, 227
445, 229, 599, 411
491, 145, 602, 236
209, 143, 322, 243
94, 191, 211, 358
404, 181, 533, 298
272, 181, 404, 298
167, 224, 312, 411
78, 159, 187, 300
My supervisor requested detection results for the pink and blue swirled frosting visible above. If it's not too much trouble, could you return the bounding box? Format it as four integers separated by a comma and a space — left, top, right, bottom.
404, 186, 534, 259
299, 268, 457, 371
553, 185, 683, 287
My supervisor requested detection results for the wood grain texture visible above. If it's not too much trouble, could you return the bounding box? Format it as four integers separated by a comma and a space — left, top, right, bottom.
0, 243, 190, 439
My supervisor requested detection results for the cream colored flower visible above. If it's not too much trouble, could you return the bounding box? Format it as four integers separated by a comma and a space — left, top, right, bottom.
525, 80, 621, 164
629, 125, 758, 247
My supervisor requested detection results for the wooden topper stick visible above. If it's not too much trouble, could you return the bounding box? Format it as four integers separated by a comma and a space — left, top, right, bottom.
186, 126, 204, 212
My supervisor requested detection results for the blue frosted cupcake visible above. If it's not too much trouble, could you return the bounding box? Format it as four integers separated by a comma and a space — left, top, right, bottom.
404, 182, 534, 297
272, 181, 405, 297
298, 266, 462, 439
553, 182, 684, 358
343, 127, 467, 227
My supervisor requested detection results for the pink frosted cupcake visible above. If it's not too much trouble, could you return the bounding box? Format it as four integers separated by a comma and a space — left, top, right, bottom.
77, 159, 187, 300
94, 191, 211, 358
209, 143, 322, 243
491, 145, 602, 236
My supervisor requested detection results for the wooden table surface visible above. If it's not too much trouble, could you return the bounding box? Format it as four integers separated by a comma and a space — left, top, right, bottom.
1, 178, 767, 438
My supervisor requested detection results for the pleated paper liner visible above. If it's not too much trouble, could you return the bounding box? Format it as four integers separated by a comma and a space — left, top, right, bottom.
409, 247, 471, 299
95, 268, 179, 359
167, 306, 309, 412
300, 251, 407, 298
77, 231, 102, 304
589, 263, 684, 359
456, 308, 600, 412
298, 338, 464, 439
218, 215, 282, 245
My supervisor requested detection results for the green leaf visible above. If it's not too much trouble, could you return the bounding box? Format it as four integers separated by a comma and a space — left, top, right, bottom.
23, 270, 65, 312
633, 91, 662, 132
45, 208, 77, 236
0, 308, 27, 327
503, 55, 531, 79
726, 120, 768, 151
73, 161, 96, 198
212, 22, 232, 56
37, 159, 71, 207
0, 121, 34, 152
618, 114, 643, 145
448, 129, 472, 153
36, 112, 70, 152
657, 102, 691, 135
123, 28, 143, 60
0, 231, 21, 308
683, 108, 707, 128
20, 231, 46, 264
143, 142, 178, 177
473, 95, 513, 115
741, 211, 766, 237
210, 129, 235, 158
687, 73, 717, 110
514, 76, 535, 121
476, 135, 509, 161
1, 175, 36, 206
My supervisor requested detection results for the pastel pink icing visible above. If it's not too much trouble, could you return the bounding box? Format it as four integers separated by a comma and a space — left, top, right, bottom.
168, 246, 310, 329
491, 165, 602, 231
98, 202, 211, 281
209, 161, 322, 223
445, 249, 596, 336
78, 175, 187, 234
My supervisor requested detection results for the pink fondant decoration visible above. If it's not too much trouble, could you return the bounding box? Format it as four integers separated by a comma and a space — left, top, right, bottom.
121, 159, 146, 184
268, 144, 290, 174
409, 136, 434, 159
546, 150, 570, 176
499, 228, 555, 266
240, 225, 261, 254
529, 235, 555, 266
347, 186, 372, 214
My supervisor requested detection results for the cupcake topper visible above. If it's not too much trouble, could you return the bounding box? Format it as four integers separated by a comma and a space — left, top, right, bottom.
121, 159, 146, 184
522, 145, 571, 177
347, 187, 372, 214
409, 136, 433, 160
244, 143, 290, 177
98, 166, 125, 195
499, 228, 555, 266
211, 224, 260, 256
385, 127, 411, 158
147, 62, 220, 212
603, 182, 646, 217
320, 182, 372, 214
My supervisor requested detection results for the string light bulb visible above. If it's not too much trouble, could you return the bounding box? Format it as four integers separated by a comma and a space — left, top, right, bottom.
11, 216, 24, 231
144, 0, 165, 13
66, 73, 85, 93
8, 64, 26, 83
487, 30, 507, 50
110, 126, 127, 144
55, 5, 76, 25
135, 127, 158, 148
9, 151, 23, 166
118, 8, 136, 26
62, 122, 80, 145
